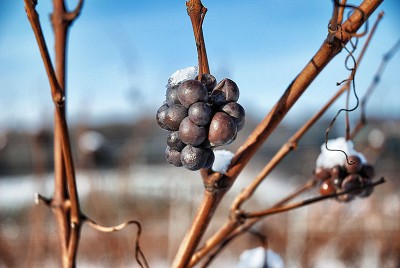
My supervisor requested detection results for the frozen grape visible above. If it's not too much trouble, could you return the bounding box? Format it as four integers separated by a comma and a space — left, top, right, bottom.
157, 74, 244, 171
188, 102, 212, 126
156, 103, 170, 130
338, 174, 362, 202
331, 165, 346, 181
180, 145, 208, 171
179, 117, 207, 146
319, 179, 335, 196
345, 155, 363, 174
360, 164, 374, 178
204, 149, 215, 169
221, 102, 245, 131
166, 85, 181, 106
177, 80, 208, 108
208, 112, 237, 146
166, 146, 182, 167
166, 131, 185, 151
210, 78, 239, 107
164, 104, 188, 131
200, 73, 217, 92
314, 168, 331, 181
342, 174, 363, 194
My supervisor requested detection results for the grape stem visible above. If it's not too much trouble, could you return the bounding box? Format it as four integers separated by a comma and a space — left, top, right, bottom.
186, 0, 210, 78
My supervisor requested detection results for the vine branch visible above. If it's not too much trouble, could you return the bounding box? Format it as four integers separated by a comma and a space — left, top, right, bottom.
186, 0, 210, 77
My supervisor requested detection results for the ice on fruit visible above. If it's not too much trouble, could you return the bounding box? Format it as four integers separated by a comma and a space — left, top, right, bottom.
316, 137, 366, 169
212, 150, 234, 174
167, 66, 198, 88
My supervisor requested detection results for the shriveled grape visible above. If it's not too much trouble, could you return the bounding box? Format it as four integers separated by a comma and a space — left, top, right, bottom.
177, 80, 208, 108
180, 145, 208, 171
221, 102, 245, 131
164, 104, 188, 131
167, 131, 185, 151
210, 78, 239, 107
179, 117, 207, 146
208, 112, 237, 146
200, 73, 217, 92
165, 146, 182, 167
156, 103, 170, 130
166, 85, 181, 106
188, 102, 212, 126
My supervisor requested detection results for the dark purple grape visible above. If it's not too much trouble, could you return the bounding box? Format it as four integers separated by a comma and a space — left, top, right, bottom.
345, 155, 363, 174
166, 131, 185, 151
333, 177, 343, 189
331, 165, 346, 179
156, 103, 170, 130
200, 73, 217, 92
360, 164, 375, 178
342, 174, 363, 194
204, 149, 215, 169
166, 85, 181, 106
314, 168, 331, 181
221, 102, 245, 131
210, 78, 239, 107
188, 102, 212, 126
164, 104, 188, 131
178, 117, 207, 146
208, 112, 237, 146
177, 80, 208, 108
180, 145, 208, 171
165, 146, 182, 167
337, 174, 363, 202
359, 178, 374, 198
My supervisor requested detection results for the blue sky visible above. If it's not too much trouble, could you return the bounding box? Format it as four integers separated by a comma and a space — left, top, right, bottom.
0, 1, 399, 130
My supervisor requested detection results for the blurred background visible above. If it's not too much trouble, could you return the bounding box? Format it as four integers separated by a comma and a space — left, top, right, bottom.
0, 0, 399, 267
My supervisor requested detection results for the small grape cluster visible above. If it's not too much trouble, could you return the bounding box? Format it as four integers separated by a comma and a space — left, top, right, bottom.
156, 74, 245, 171
314, 155, 375, 202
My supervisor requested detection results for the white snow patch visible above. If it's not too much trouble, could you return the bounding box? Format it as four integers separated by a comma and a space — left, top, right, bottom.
237, 247, 284, 268
212, 150, 234, 174
316, 137, 366, 169
167, 66, 198, 88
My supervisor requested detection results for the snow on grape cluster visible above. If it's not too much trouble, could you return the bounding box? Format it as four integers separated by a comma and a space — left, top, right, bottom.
314, 138, 375, 202
156, 69, 245, 171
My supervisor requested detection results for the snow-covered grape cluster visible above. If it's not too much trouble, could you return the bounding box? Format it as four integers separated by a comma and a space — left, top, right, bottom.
314, 138, 375, 202
315, 155, 375, 202
156, 72, 245, 171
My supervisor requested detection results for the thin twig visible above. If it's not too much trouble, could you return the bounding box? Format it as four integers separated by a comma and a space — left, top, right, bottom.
243, 178, 385, 219
351, 36, 400, 139
338, 0, 347, 24
24, 0, 64, 104
83, 216, 149, 268
24, 0, 84, 266
193, 178, 317, 267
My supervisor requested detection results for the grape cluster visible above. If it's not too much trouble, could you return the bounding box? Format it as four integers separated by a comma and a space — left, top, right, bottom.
314, 155, 375, 202
156, 74, 245, 171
